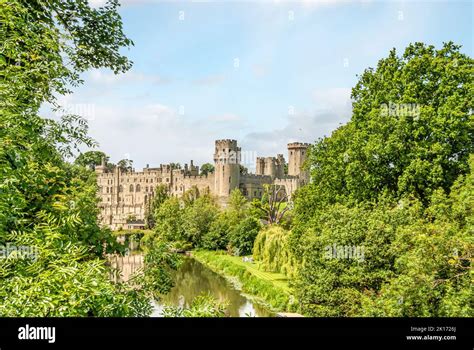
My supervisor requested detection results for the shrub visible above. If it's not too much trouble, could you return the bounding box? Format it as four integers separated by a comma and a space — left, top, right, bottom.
228, 217, 261, 256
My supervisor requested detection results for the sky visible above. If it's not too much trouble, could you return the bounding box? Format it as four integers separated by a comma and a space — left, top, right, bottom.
46, 0, 473, 170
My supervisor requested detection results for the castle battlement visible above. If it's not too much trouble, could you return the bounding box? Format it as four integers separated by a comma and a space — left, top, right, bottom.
287, 142, 311, 149
97, 138, 309, 230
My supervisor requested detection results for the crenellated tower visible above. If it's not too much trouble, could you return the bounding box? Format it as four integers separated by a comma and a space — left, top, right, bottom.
213, 139, 241, 197
287, 142, 310, 179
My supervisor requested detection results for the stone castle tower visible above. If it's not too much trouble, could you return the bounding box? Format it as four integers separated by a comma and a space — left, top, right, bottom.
213, 139, 241, 198
96, 138, 310, 230
287, 142, 310, 180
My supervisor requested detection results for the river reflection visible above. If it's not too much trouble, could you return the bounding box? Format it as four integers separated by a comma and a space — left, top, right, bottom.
152, 257, 274, 317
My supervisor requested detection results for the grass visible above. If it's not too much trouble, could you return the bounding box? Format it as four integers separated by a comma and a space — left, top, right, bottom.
192, 250, 295, 313
112, 229, 153, 236
208, 253, 291, 293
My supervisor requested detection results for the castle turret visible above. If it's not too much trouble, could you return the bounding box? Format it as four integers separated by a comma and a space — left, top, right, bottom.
276, 154, 285, 178
256, 157, 265, 175
214, 139, 240, 197
288, 142, 310, 179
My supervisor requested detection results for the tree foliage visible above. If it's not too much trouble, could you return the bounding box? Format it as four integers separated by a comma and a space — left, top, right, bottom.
0, 0, 178, 316
200, 163, 214, 176
74, 151, 108, 170
161, 292, 227, 317
291, 43, 473, 317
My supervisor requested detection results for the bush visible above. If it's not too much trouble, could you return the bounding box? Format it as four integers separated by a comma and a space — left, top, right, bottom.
201, 213, 231, 250
228, 217, 261, 256
162, 292, 227, 317
182, 195, 219, 247
292, 161, 473, 317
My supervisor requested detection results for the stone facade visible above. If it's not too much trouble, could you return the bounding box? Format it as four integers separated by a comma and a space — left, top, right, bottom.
96, 139, 309, 230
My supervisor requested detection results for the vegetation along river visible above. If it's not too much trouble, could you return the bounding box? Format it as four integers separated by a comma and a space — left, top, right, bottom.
151, 257, 274, 317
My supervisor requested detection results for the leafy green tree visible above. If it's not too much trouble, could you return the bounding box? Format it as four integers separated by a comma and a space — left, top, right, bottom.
145, 184, 169, 229
293, 165, 473, 317
300, 42, 473, 211
253, 226, 296, 277
117, 158, 133, 172
182, 195, 219, 247
228, 217, 261, 256
200, 189, 248, 250
228, 188, 248, 220
153, 197, 185, 243
200, 163, 214, 176
201, 212, 232, 250
75, 151, 108, 170
291, 43, 473, 317
0, 0, 177, 316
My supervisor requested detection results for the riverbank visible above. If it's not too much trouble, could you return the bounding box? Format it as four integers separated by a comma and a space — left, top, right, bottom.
192, 250, 296, 313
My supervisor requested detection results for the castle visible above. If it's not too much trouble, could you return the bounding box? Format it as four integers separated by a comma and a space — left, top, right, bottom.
96, 139, 310, 230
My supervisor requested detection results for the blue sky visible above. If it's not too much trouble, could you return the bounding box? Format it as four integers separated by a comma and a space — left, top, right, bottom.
55, 0, 473, 170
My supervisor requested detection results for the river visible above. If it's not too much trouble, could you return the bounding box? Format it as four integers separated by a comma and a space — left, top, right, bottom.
151, 257, 274, 317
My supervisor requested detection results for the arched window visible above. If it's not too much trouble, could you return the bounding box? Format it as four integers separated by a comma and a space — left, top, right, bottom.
136, 184, 141, 192
145, 186, 148, 192
129, 184, 134, 192
119, 185, 123, 193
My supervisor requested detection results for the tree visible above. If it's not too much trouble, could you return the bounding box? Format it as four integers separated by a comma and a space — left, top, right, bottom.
200, 163, 214, 176
182, 185, 200, 206
182, 195, 219, 247
301, 42, 473, 210
75, 151, 108, 170
228, 217, 261, 256
117, 158, 133, 172
145, 184, 169, 229
228, 188, 248, 220
291, 43, 473, 317
153, 197, 185, 243
239, 165, 248, 175
169, 162, 181, 170
252, 184, 291, 224
200, 190, 248, 250
0, 0, 177, 316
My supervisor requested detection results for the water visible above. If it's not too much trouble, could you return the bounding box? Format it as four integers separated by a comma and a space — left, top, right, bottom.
151, 257, 274, 317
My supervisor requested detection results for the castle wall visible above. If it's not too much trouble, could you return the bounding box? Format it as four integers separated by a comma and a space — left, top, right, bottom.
97, 139, 309, 230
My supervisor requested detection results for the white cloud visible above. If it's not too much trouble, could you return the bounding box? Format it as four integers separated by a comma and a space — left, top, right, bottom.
241, 87, 352, 161
61, 86, 352, 171
73, 101, 244, 169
